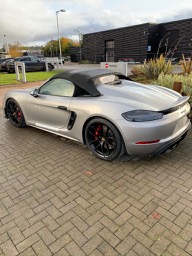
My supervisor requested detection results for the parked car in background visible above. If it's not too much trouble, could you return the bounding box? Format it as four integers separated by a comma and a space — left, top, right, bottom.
165, 58, 178, 64
7, 56, 54, 73
0, 58, 15, 72
41, 57, 65, 65
0, 58, 7, 64
58, 58, 65, 64
118, 58, 140, 64
64, 56, 71, 61
0, 57, 13, 65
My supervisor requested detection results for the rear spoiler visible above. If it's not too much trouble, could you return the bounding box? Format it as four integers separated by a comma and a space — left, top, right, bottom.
159, 96, 189, 115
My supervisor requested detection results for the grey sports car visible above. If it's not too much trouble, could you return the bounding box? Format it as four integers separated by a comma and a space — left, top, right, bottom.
3, 69, 191, 161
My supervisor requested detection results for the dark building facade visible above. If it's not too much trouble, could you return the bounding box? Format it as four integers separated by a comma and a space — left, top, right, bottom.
71, 18, 192, 63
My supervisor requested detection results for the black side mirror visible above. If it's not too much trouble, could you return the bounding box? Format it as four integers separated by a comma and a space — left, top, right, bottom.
30, 88, 39, 98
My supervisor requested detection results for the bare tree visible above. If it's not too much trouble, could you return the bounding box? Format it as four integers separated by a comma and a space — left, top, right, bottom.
156, 32, 185, 60
165, 35, 185, 58
156, 32, 170, 58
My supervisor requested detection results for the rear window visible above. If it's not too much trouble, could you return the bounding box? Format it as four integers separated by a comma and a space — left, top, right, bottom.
99, 75, 121, 85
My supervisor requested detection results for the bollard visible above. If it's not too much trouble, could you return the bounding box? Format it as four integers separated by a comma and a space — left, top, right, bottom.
173, 82, 182, 93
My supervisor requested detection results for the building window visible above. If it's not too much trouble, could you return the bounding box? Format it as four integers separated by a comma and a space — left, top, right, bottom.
105, 40, 114, 49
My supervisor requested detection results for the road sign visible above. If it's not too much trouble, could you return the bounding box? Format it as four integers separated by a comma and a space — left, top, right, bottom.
105, 63, 109, 68
101, 62, 128, 76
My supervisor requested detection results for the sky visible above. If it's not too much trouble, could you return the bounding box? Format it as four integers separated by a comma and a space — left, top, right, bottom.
0, 0, 192, 47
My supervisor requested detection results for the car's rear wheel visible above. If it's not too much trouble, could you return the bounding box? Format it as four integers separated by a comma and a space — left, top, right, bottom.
85, 118, 124, 161
6, 99, 26, 128
48, 64, 53, 71
8, 69, 14, 74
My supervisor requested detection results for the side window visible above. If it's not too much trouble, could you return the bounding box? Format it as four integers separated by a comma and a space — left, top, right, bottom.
21, 57, 30, 62
39, 78, 75, 97
31, 57, 38, 62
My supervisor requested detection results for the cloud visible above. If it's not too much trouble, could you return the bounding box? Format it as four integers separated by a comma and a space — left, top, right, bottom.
0, 0, 192, 47
0, 0, 55, 44
157, 8, 192, 23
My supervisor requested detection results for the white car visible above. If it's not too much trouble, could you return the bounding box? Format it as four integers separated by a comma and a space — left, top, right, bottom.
3, 69, 191, 161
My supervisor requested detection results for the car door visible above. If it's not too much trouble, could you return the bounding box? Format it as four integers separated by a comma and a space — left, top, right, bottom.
21, 57, 41, 71
30, 57, 45, 71
25, 78, 75, 131
19, 57, 32, 71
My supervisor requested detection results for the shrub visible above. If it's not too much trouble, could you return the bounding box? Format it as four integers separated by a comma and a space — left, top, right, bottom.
130, 65, 143, 76
80, 60, 92, 64
140, 55, 173, 79
156, 73, 192, 111
179, 54, 192, 75
156, 73, 192, 95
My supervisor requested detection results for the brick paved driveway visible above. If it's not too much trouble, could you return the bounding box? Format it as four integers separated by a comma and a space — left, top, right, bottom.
0, 84, 192, 256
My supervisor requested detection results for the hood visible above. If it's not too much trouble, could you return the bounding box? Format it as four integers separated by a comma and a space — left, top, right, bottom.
6, 87, 37, 93
97, 81, 181, 111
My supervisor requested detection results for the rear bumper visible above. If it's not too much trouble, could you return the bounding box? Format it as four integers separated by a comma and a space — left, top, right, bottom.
117, 106, 191, 156
149, 122, 191, 157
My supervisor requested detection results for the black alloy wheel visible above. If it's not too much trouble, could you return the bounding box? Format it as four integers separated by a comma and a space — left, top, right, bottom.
85, 118, 124, 161
6, 99, 26, 128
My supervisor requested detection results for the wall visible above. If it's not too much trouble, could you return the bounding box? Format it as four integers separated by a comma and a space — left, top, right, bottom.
70, 18, 192, 63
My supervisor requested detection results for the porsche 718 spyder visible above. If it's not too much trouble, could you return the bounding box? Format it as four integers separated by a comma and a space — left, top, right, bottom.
3, 69, 191, 161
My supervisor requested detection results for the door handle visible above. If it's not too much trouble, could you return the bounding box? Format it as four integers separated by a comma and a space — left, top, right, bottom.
58, 106, 67, 110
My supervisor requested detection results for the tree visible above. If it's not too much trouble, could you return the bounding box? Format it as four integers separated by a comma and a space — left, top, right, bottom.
43, 40, 58, 57
8, 42, 23, 57
43, 37, 78, 57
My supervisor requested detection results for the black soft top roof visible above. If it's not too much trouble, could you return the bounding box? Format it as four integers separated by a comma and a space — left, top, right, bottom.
50, 69, 132, 97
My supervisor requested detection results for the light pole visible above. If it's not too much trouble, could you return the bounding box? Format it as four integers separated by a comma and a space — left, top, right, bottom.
4, 35, 9, 55
74, 30, 82, 63
56, 9, 65, 66
50, 45, 53, 57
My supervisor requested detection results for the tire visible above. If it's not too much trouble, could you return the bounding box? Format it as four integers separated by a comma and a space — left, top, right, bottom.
48, 64, 53, 71
8, 69, 14, 73
85, 118, 124, 161
6, 99, 26, 128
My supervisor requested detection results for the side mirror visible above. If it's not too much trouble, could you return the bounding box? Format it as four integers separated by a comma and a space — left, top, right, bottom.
30, 88, 39, 98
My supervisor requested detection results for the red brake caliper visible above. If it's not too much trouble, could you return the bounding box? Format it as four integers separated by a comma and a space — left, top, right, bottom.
95, 124, 102, 140
17, 111, 21, 122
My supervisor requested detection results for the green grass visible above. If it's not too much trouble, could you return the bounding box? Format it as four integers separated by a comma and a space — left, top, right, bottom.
0, 70, 62, 86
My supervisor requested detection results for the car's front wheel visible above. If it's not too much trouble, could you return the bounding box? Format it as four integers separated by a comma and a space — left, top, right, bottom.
6, 99, 26, 128
85, 118, 125, 161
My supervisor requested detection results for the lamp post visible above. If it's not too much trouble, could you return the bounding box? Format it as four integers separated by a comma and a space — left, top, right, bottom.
4, 35, 9, 55
56, 9, 65, 66
50, 45, 53, 57
74, 30, 82, 63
